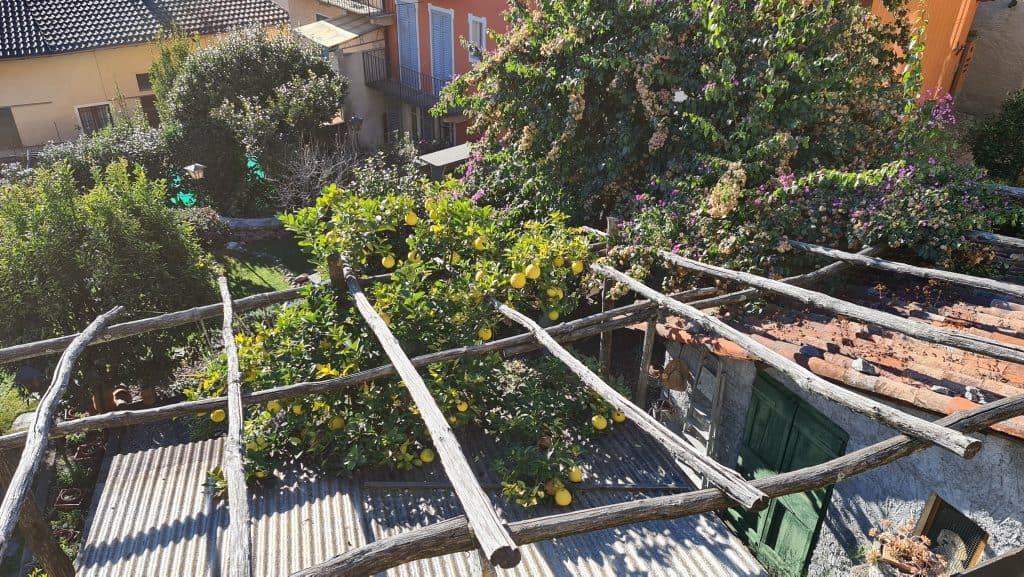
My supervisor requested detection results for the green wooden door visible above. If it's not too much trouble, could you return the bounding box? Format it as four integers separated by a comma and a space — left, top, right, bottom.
725, 376, 848, 577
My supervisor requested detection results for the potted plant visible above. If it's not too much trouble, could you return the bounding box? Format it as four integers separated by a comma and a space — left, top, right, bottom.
863, 519, 948, 576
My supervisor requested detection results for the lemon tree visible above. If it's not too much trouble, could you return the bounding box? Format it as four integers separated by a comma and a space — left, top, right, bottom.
188, 176, 628, 506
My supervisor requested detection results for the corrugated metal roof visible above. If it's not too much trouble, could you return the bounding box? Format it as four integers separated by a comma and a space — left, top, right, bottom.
78, 423, 766, 577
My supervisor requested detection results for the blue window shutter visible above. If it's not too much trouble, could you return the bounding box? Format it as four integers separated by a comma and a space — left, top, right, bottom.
430, 10, 452, 95
397, 1, 419, 87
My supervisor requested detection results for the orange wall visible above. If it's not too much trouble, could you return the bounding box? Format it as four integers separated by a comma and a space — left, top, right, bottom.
866, 0, 977, 94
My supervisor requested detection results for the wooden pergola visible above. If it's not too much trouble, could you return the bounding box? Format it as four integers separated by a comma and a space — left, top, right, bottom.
0, 230, 1023, 577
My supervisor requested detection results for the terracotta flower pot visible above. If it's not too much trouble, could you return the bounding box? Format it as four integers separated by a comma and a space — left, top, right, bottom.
55, 488, 86, 511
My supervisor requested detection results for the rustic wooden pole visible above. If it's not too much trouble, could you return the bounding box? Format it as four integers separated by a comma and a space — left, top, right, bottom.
659, 251, 1024, 366
785, 239, 1024, 300
0, 453, 74, 577
598, 218, 619, 375
341, 263, 520, 568
493, 299, 768, 511
686, 245, 884, 309
0, 286, 305, 366
0, 307, 123, 557
217, 278, 253, 577
0, 303, 657, 452
636, 319, 657, 409
592, 263, 982, 458
967, 230, 1024, 251
292, 392, 1024, 577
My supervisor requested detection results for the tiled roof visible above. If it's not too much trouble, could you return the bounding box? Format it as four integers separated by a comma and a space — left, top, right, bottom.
648, 269, 1024, 440
0, 0, 288, 59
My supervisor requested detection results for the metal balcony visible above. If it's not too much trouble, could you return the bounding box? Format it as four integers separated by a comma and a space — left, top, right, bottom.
319, 0, 389, 17
363, 49, 451, 110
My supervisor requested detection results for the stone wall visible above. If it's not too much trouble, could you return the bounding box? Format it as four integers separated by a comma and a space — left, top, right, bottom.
662, 343, 1024, 576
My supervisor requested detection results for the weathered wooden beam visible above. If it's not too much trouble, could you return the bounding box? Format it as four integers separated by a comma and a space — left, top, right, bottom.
967, 230, 1024, 251
291, 393, 1024, 577
0, 307, 123, 557
993, 184, 1024, 201
660, 251, 1024, 366
341, 263, 520, 568
0, 302, 655, 452
494, 300, 768, 511
217, 278, 253, 577
598, 218, 619, 374
0, 286, 305, 366
686, 245, 884, 309
636, 319, 657, 409
785, 239, 1024, 300
593, 263, 982, 458
0, 453, 74, 577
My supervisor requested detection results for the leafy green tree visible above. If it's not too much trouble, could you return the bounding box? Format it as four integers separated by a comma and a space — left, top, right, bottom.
158, 27, 348, 215
0, 162, 214, 404
971, 89, 1024, 183
444, 0, 911, 220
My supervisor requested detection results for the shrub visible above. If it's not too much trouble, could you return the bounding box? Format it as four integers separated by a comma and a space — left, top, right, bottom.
159, 27, 348, 215
971, 89, 1024, 183
38, 111, 166, 186
177, 206, 231, 251
0, 161, 215, 404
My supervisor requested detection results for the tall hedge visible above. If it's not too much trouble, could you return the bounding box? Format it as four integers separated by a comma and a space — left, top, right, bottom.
971, 89, 1024, 184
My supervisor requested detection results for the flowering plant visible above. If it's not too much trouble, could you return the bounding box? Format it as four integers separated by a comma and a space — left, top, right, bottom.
864, 519, 947, 576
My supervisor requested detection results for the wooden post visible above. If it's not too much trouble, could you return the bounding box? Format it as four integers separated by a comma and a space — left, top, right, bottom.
217, 277, 253, 577
592, 263, 982, 459
636, 319, 657, 409
290, 393, 1024, 577
785, 239, 1024, 300
0, 306, 122, 558
341, 263, 520, 568
493, 299, 768, 511
598, 217, 619, 375
659, 251, 1024, 366
0, 453, 74, 577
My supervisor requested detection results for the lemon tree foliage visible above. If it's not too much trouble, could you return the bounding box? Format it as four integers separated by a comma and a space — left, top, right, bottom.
188, 175, 624, 506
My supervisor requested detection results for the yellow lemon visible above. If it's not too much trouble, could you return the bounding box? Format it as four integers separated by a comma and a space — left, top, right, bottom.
420, 448, 436, 464
554, 255, 565, 267
448, 415, 458, 425
291, 404, 303, 416
525, 263, 541, 280
408, 250, 420, 262
451, 253, 462, 264
591, 414, 608, 430
568, 466, 584, 483
554, 288, 564, 299
210, 409, 226, 423
612, 410, 626, 423
255, 469, 269, 479
571, 261, 585, 275
473, 236, 488, 251
457, 401, 469, 413
548, 310, 559, 321
478, 327, 492, 341
554, 488, 572, 507
329, 416, 346, 431
510, 272, 527, 289
267, 400, 282, 413
382, 255, 396, 269
546, 287, 559, 298
405, 211, 419, 226
475, 270, 486, 282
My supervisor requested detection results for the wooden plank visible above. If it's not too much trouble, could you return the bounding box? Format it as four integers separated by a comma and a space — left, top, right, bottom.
0, 286, 305, 366
967, 230, 1024, 251
341, 263, 520, 568
493, 299, 768, 510
0, 307, 123, 557
660, 251, 1024, 366
0, 452, 74, 577
217, 277, 253, 577
0, 302, 656, 452
291, 393, 1024, 577
636, 319, 657, 409
785, 239, 1024, 300
687, 246, 884, 309
598, 218, 619, 374
592, 263, 982, 458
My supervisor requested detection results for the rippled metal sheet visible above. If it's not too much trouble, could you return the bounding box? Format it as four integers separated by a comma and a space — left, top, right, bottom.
78, 423, 765, 577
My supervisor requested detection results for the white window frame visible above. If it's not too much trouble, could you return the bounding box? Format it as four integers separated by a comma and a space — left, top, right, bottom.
74, 101, 113, 134
468, 13, 487, 64
428, 4, 455, 83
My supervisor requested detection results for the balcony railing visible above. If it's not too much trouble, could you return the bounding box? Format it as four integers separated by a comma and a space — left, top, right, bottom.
319, 0, 389, 16
363, 49, 451, 110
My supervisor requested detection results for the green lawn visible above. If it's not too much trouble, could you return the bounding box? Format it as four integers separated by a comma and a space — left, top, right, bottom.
217, 237, 313, 298
0, 371, 38, 433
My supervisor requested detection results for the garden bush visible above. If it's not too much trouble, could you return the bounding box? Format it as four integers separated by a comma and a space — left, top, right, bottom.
971, 89, 1024, 184
158, 26, 348, 216
0, 161, 215, 405
176, 205, 230, 252
188, 170, 627, 506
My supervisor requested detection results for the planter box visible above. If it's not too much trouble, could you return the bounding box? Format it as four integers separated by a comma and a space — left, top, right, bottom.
55, 488, 87, 511
52, 528, 81, 543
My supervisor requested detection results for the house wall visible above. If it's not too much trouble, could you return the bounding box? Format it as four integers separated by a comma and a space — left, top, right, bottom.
663, 341, 1024, 576
953, 3, 1024, 115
